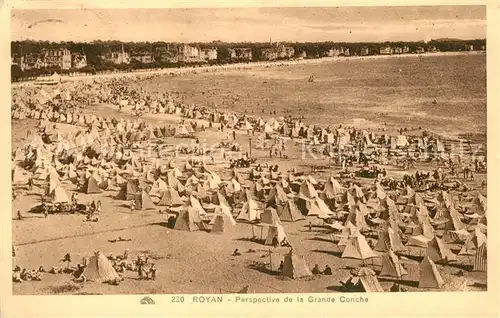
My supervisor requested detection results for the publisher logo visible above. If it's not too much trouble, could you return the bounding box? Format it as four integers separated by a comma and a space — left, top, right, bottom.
140, 296, 155, 304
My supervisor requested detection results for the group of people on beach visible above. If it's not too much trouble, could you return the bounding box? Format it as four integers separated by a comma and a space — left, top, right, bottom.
12, 266, 43, 283
310, 264, 333, 275
10, 65, 487, 293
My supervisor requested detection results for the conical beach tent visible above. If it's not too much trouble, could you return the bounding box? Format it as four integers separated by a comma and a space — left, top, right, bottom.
379, 250, 408, 279
459, 227, 486, 256
264, 221, 288, 245
307, 197, 334, 218
323, 177, 343, 199
426, 237, 457, 263
348, 267, 384, 292
211, 213, 236, 234
134, 190, 156, 210
260, 207, 282, 225
337, 222, 361, 247
50, 185, 70, 203
115, 180, 139, 200
80, 176, 102, 194
174, 207, 208, 231
341, 234, 377, 260
419, 256, 445, 289
345, 208, 368, 231
189, 195, 207, 216
277, 199, 305, 222
12, 166, 27, 184
237, 199, 260, 222
83, 251, 121, 283
298, 180, 318, 200
157, 187, 184, 207
374, 227, 405, 252
282, 250, 313, 279
149, 178, 168, 198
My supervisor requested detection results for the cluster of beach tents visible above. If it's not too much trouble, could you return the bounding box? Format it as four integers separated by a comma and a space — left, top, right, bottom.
12, 81, 450, 156
10, 80, 487, 290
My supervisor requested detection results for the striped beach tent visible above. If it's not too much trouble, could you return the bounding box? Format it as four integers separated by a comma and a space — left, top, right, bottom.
473, 242, 487, 272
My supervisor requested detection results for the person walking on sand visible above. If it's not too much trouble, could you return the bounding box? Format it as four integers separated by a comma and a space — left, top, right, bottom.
137, 263, 143, 279
468, 164, 474, 179
272, 235, 279, 248
308, 221, 312, 232
150, 264, 156, 280
144, 266, 150, 279
463, 166, 469, 180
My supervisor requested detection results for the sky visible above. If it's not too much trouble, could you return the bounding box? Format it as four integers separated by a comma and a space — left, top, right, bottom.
11, 6, 486, 43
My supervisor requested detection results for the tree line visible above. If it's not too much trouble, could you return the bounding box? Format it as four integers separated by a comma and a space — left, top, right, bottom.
11, 38, 486, 81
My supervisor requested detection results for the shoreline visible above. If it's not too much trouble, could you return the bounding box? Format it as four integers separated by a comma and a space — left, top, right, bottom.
12, 50, 486, 141
12, 51, 484, 87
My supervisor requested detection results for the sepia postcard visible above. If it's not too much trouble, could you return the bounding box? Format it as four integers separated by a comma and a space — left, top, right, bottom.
1, 0, 499, 317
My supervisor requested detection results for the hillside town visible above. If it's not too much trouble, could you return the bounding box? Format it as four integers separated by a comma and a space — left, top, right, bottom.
11, 40, 485, 75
